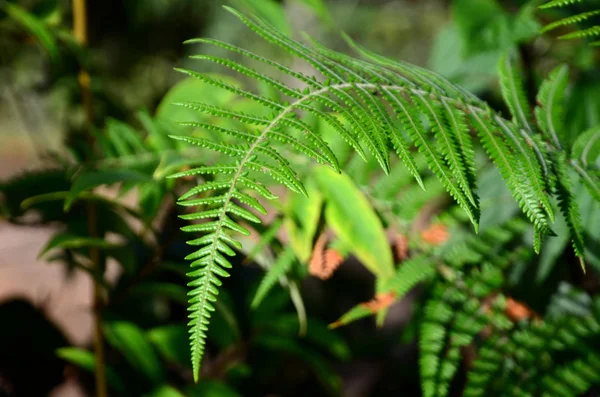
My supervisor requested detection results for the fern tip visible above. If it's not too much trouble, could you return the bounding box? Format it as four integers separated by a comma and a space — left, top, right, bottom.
183, 38, 204, 45
578, 256, 586, 274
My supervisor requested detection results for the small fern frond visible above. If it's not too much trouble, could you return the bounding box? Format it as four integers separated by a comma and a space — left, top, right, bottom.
538, 353, 600, 396
553, 152, 585, 261
535, 65, 569, 148
494, 116, 555, 225
540, 0, 583, 9
413, 92, 478, 209
540, 0, 600, 44
498, 52, 536, 135
469, 110, 551, 234
541, 10, 600, 32
571, 126, 600, 167
251, 246, 296, 308
464, 309, 600, 396
560, 25, 600, 40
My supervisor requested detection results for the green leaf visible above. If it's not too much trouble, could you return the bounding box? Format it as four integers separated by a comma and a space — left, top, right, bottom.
231, 0, 291, 36
186, 380, 242, 397
314, 166, 394, 280
103, 321, 165, 384
39, 232, 118, 258
384, 256, 436, 296
2, 2, 60, 64
251, 246, 296, 308
299, 0, 332, 27
535, 64, 569, 147
56, 347, 125, 392
329, 304, 375, 329
147, 325, 191, 368
284, 180, 323, 262
156, 75, 240, 122
131, 282, 188, 305
65, 169, 150, 210
145, 386, 186, 397
498, 51, 535, 134
572, 126, 600, 168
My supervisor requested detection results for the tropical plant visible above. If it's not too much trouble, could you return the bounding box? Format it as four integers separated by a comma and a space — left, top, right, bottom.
2, 1, 600, 396
169, 4, 600, 386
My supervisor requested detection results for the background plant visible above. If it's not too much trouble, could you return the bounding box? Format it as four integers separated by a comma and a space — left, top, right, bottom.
1, 0, 599, 396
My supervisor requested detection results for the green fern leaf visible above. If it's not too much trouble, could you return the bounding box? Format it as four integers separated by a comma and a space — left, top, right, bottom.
498, 52, 536, 135
251, 246, 296, 308
541, 10, 600, 32
168, 7, 600, 380
540, 0, 583, 9
469, 109, 551, 234
553, 152, 585, 262
535, 65, 569, 148
571, 126, 600, 167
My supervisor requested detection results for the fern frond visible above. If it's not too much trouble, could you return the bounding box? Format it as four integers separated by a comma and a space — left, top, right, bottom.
420, 262, 507, 397
540, 0, 600, 44
535, 65, 569, 148
251, 246, 296, 308
540, 0, 583, 9
494, 116, 555, 224
560, 25, 600, 39
539, 353, 600, 396
542, 10, 600, 32
387, 91, 479, 228
570, 159, 600, 202
464, 312, 600, 396
420, 287, 457, 397
498, 52, 536, 135
553, 152, 585, 261
571, 126, 600, 167
414, 92, 478, 209
469, 110, 551, 234
169, 7, 600, 379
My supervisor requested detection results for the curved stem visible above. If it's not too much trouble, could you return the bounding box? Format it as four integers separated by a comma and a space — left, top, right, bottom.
72, 1, 107, 396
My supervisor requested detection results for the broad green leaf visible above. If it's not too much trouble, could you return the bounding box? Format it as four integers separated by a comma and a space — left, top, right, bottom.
230, 0, 291, 36
254, 334, 341, 393
266, 314, 350, 360
155, 75, 240, 122
65, 169, 151, 210
145, 386, 186, 397
284, 180, 323, 262
208, 289, 242, 349
131, 282, 188, 305
536, 213, 569, 283
299, 0, 332, 27
39, 232, 118, 258
186, 381, 241, 397
56, 347, 125, 392
2, 3, 60, 64
314, 166, 394, 280
103, 321, 165, 384
147, 325, 191, 368
139, 182, 166, 220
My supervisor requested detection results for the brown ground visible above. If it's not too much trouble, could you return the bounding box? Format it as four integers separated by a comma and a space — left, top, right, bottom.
1, 132, 89, 396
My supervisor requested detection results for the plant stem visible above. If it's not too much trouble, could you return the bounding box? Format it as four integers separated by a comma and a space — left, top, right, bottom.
87, 203, 107, 397
72, 1, 108, 396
